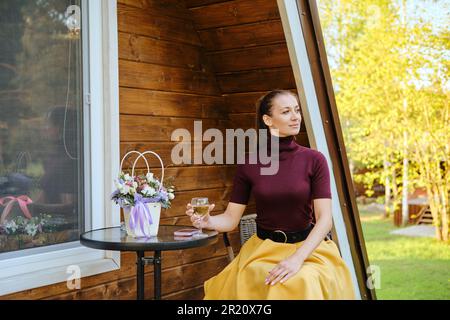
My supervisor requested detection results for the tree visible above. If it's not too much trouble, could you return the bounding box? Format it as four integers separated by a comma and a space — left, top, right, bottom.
318, 0, 449, 240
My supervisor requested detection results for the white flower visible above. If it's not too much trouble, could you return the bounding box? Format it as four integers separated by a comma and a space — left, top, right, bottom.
168, 193, 175, 200
143, 186, 156, 196
25, 223, 38, 237
5, 221, 18, 233
146, 172, 154, 182
132, 181, 138, 189
124, 173, 131, 181
120, 185, 130, 195
167, 188, 174, 193
115, 180, 123, 189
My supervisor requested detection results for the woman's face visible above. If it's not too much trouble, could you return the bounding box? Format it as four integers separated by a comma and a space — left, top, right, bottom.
262, 93, 302, 137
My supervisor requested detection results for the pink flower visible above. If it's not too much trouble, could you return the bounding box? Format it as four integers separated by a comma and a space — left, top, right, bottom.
137, 183, 148, 193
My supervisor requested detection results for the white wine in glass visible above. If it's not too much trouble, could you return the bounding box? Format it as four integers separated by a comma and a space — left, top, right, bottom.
191, 197, 209, 238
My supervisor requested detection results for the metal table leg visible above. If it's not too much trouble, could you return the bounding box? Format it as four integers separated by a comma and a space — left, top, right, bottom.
141, 251, 162, 300
153, 251, 162, 300
136, 251, 145, 300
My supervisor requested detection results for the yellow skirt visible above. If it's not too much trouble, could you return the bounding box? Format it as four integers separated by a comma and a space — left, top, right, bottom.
204, 234, 356, 300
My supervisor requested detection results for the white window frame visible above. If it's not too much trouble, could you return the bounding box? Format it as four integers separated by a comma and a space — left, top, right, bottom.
0, 0, 120, 296
277, 0, 362, 299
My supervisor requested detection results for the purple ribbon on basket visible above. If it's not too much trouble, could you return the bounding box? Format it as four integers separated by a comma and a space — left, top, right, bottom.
128, 193, 153, 237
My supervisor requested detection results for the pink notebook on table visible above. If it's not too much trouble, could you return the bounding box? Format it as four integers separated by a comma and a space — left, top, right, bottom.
173, 228, 201, 237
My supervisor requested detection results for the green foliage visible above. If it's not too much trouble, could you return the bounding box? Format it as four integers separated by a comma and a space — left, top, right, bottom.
318, 0, 450, 239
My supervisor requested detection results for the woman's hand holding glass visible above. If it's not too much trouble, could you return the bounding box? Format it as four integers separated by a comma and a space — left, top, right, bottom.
185, 198, 215, 236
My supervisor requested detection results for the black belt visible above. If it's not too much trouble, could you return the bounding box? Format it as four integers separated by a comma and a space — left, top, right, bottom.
257, 223, 314, 244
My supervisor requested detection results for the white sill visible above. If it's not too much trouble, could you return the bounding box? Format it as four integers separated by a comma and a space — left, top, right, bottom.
0, 246, 120, 296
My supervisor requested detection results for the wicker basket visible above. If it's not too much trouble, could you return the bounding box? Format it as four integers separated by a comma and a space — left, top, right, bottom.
239, 213, 257, 246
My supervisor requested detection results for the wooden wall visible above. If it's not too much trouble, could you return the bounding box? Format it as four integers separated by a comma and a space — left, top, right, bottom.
186, 0, 309, 147
4, 0, 309, 300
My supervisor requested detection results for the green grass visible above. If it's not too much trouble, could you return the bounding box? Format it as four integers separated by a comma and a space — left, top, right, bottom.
359, 210, 450, 300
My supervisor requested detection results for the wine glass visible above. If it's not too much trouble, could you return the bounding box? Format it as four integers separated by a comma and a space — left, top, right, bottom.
191, 197, 209, 238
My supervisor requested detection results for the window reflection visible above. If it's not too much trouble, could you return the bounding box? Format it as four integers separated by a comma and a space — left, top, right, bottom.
0, 0, 83, 254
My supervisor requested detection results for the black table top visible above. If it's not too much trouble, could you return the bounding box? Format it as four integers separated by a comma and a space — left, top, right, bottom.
80, 225, 219, 252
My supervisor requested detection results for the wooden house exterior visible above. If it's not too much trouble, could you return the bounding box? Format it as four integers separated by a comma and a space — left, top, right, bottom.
0, 0, 374, 300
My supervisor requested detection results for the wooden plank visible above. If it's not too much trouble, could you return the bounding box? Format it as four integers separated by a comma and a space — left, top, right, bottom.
189, 0, 280, 30
294, 132, 310, 147
120, 139, 293, 167
184, 0, 231, 8
198, 19, 285, 51
118, 32, 212, 71
48, 256, 230, 299
225, 92, 260, 113
117, 231, 242, 270
119, 60, 220, 95
129, 165, 236, 191
224, 89, 298, 113
121, 141, 206, 168
119, 123, 309, 169
226, 113, 255, 131
45, 277, 136, 300
217, 67, 295, 93
120, 87, 225, 118
118, 3, 201, 46
120, 141, 221, 168
5, 259, 137, 300
164, 284, 204, 299
119, 115, 226, 142
208, 43, 291, 73
118, 0, 193, 21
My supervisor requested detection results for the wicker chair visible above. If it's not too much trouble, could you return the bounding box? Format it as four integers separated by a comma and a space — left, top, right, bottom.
223, 213, 333, 262
223, 214, 257, 262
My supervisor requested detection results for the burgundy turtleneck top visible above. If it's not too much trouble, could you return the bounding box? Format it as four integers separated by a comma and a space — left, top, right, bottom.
229, 134, 332, 232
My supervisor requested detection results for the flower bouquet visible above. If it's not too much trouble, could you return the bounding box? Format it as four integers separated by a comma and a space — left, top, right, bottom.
111, 151, 175, 238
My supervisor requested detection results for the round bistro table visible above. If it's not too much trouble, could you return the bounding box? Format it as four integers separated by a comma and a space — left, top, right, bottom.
80, 225, 218, 300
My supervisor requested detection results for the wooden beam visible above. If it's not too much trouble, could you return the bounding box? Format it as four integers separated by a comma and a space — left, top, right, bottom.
189, 0, 280, 30
118, 3, 201, 46
216, 67, 296, 93
207, 43, 291, 73
198, 19, 285, 51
